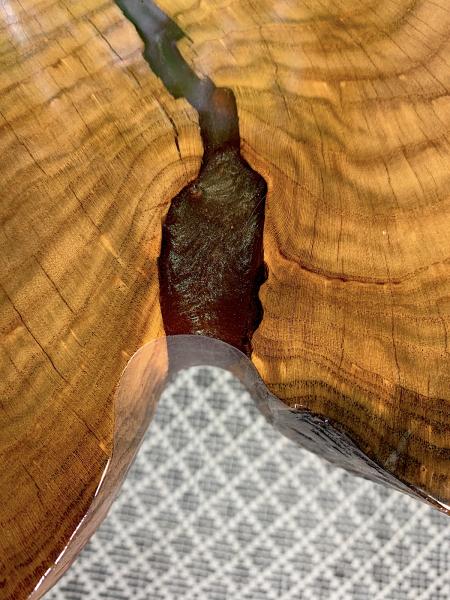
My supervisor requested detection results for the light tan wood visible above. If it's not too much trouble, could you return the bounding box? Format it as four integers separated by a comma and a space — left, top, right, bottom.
158, 0, 450, 505
0, 1, 201, 598
1, 0, 450, 597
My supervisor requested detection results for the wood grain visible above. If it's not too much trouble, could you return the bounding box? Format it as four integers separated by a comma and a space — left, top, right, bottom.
157, 0, 450, 507
1, 0, 450, 597
0, 1, 201, 598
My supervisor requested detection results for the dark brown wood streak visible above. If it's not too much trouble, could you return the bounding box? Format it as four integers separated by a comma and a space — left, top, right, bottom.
115, 0, 267, 355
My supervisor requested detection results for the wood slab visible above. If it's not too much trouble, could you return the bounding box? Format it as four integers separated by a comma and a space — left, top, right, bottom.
1, 0, 449, 597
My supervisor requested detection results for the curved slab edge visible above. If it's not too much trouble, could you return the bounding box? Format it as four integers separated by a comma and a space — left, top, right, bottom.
30, 335, 450, 598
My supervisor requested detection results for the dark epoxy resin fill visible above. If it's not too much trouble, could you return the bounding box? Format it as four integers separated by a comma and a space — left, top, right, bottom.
116, 0, 267, 355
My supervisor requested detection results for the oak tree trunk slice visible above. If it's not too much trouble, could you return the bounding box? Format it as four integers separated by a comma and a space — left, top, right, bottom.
0, 0, 449, 597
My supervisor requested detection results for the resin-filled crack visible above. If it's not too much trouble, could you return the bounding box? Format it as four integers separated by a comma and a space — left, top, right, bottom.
116, 0, 268, 356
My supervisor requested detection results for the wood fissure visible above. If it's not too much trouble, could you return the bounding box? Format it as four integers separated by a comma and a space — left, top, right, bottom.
115, 0, 267, 355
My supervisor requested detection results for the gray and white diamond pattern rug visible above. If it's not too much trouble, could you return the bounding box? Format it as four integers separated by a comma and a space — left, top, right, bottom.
49, 367, 449, 600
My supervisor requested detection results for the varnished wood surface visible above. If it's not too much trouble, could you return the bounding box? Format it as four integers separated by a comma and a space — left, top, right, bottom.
1, 0, 449, 597
158, 0, 450, 505
0, 1, 201, 598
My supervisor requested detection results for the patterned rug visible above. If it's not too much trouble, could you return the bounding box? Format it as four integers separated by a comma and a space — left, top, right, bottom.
49, 367, 450, 600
